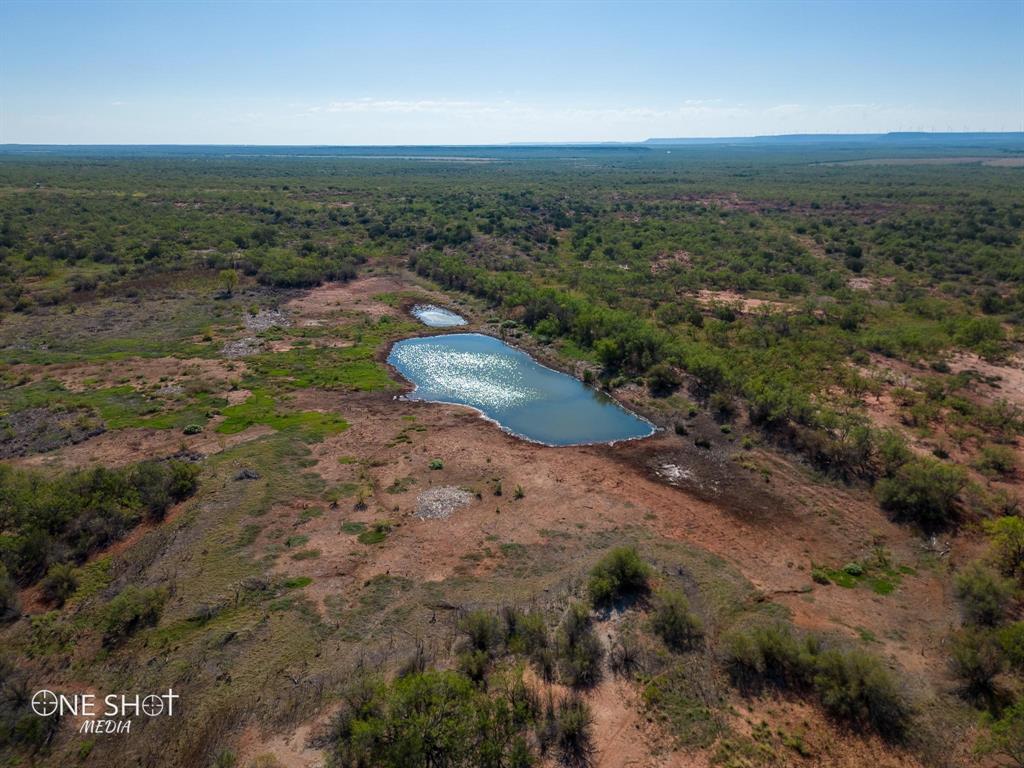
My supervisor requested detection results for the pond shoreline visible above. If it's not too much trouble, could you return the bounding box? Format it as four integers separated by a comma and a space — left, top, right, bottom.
386, 332, 657, 447
387, 292, 666, 438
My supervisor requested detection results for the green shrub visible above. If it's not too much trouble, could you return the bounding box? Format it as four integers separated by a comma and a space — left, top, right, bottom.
709, 391, 737, 421
554, 696, 595, 768
0, 460, 200, 586
723, 622, 909, 740
40, 563, 77, 607
456, 649, 490, 683
459, 609, 504, 655
587, 547, 651, 607
949, 628, 1004, 699
811, 567, 831, 585
326, 669, 537, 768
842, 562, 864, 577
722, 623, 815, 692
954, 561, 1015, 626
503, 608, 548, 657
813, 648, 910, 740
876, 457, 966, 526
975, 444, 1017, 478
875, 429, 912, 476
132, 459, 200, 521
101, 586, 166, 647
976, 696, 1024, 767
0, 563, 18, 623
998, 622, 1024, 671
555, 603, 603, 688
647, 363, 681, 396
649, 588, 703, 652
985, 516, 1024, 578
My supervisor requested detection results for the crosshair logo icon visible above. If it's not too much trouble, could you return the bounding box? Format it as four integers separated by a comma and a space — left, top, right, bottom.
31, 690, 59, 717
141, 695, 164, 717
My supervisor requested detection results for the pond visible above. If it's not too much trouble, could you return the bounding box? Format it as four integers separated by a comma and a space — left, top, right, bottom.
410, 304, 467, 327
387, 333, 655, 446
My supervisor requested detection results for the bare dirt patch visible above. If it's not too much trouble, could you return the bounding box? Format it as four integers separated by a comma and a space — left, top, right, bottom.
258, 386, 955, 712
284, 276, 411, 320
695, 290, 790, 315
10, 423, 273, 470
650, 250, 693, 274
849, 275, 895, 292
948, 351, 1024, 408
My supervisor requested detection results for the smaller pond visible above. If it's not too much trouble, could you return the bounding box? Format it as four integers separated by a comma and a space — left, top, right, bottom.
387, 333, 654, 446
411, 304, 467, 327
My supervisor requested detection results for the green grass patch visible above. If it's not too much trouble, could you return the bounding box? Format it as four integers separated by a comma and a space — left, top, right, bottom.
357, 521, 392, 545
0, 379, 226, 431
247, 345, 397, 391
217, 389, 348, 438
386, 476, 416, 493
66, 557, 113, 606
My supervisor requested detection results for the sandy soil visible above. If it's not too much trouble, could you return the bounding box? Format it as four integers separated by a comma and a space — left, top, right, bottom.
253, 389, 955, 715
948, 351, 1024, 409
695, 290, 790, 315
283, 275, 413, 320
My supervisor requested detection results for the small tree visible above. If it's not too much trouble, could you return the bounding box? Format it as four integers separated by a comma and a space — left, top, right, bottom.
555, 695, 596, 768
458, 609, 503, 655
0, 564, 18, 623
556, 603, 603, 688
646, 363, 680, 397
978, 696, 1024, 767
649, 588, 703, 652
876, 457, 966, 526
813, 648, 910, 740
985, 516, 1024, 578
999, 622, 1024, 671
219, 268, 239, 296
587, 547, 650, 607
40, 563, 78, 607
102, 586, 166, 647
954, 561, 1015, 627
949, 628, 1004, 700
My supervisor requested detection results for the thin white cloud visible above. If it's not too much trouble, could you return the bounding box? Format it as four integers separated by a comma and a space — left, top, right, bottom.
6, 95, 1018, 144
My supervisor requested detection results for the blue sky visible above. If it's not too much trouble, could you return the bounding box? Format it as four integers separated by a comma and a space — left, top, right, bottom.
1, 0, 1021, 144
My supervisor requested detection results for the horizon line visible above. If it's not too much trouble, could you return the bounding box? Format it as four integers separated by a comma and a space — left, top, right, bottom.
3, 130, 1024, 149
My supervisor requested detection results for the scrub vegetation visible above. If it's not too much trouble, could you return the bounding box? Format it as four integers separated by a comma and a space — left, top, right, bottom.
0, 142, 1021, 767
